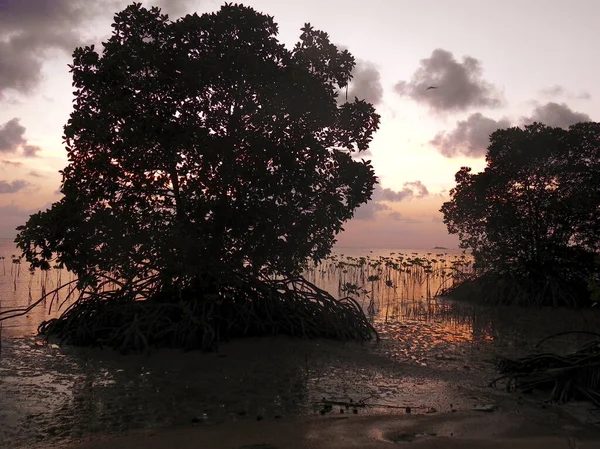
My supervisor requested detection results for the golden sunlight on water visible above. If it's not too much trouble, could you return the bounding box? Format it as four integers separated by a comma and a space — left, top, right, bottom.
0, 239, 78, 338
305, 248, 486, 344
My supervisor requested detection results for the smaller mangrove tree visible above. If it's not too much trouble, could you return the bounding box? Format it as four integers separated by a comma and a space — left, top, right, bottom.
441, 122, 600, 306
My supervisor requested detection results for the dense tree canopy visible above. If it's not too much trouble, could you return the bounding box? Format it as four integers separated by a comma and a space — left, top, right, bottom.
16, 3, 379, 288
441, 122, 600, 305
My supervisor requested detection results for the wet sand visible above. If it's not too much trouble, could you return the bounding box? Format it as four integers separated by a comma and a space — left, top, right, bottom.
64, 410, 600, 449
3, 332, 596, 449
2, 246, 600, 448
3, 312, 600, 448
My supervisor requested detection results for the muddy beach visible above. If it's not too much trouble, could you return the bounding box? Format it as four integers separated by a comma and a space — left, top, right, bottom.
2, 305, 600, 448
1, 247, 600, 448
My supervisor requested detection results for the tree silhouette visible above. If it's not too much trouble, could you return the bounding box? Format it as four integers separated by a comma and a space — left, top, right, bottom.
14, 3, 380, 350
441, 122, 600, 306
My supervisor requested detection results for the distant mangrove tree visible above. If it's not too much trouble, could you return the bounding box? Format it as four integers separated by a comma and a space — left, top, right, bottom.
441, 122, 600, 306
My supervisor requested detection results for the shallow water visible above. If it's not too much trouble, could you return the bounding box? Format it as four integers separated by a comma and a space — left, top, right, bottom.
1, 241, 600, 448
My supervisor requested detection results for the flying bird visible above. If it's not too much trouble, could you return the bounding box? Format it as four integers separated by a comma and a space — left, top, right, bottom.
426, 86, 438, 91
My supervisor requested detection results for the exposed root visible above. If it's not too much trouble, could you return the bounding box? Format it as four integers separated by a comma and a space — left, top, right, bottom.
490, 337, 600, 406
36, 273, 378, 353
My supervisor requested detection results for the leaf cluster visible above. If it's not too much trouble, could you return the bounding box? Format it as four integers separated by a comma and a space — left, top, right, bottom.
16, 3, 380, 288
441, 122, 600, 303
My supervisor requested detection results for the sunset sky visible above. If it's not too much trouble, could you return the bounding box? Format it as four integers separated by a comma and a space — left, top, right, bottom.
0, 0, 598, 248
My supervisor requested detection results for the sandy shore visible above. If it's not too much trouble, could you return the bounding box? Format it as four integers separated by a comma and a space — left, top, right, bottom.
62, 410, 600, 449
5, 333, 600, 449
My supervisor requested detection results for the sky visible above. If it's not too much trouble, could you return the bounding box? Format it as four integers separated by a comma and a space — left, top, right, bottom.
0, 0, 598, 248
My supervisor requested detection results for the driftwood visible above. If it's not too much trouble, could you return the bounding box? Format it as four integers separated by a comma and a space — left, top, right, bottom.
490, 332, 600, 406
316, 396, 426, 415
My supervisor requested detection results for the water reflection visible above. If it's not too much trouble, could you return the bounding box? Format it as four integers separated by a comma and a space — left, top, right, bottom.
0, 259, 77, 339
0, 336, 315, 448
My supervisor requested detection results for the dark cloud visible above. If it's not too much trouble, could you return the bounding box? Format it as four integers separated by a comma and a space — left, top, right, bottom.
353, 182, 430, 220
0, 118, 40, 156
353, 200, 389, 220
0, 118, 26, 152
0, 0, 195, 97
380, 181, 429, 201
539, 85, 591, 101
394, 49, 503, 113
28, 170, 43, 178
0, 179, 31, 194
340, 60, 383, 106
379, 187, 412, 202
521, 102, 591, 128
432, 102, 591, 158
0, 0, 110, 96
23, 144, 41, 157
431, 113, 511, 158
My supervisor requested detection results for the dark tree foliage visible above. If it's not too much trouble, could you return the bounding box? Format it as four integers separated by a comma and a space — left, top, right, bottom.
17, 3, 378, 283
441, 122, 600, 306
13, 3, 380, 350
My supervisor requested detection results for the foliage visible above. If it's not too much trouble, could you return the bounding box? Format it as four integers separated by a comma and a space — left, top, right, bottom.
13, 3, 380, 350
441, 122, 600, 306
16, 3, 378, 284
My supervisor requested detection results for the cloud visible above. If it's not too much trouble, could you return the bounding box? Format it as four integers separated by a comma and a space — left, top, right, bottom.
431, 113, 511, 158
353, 201, 389, 220
379, 187, 412, 202
521, 102, 591, 128
539, 85, 591, 101
353, 182, 430, 220
28, 170, 43, 178
0, 179, 31, 194
22, 144, 41, 157
431, 102, 591, 158
0, 1, 110, 96
402, 181, 429, 198
380, 181, 429, 201
394, 49, 503, 113
539, 85, 565, 98
0, 118, 25, 152
0, 0, 195, 97
389, 211, 420, 223
1, 160, 23, 167
0, 118, 40, 156
340, 60, 383, 106
0, 203, 52, 237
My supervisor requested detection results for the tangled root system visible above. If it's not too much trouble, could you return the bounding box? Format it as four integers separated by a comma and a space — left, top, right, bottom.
38, 273, 378, 353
